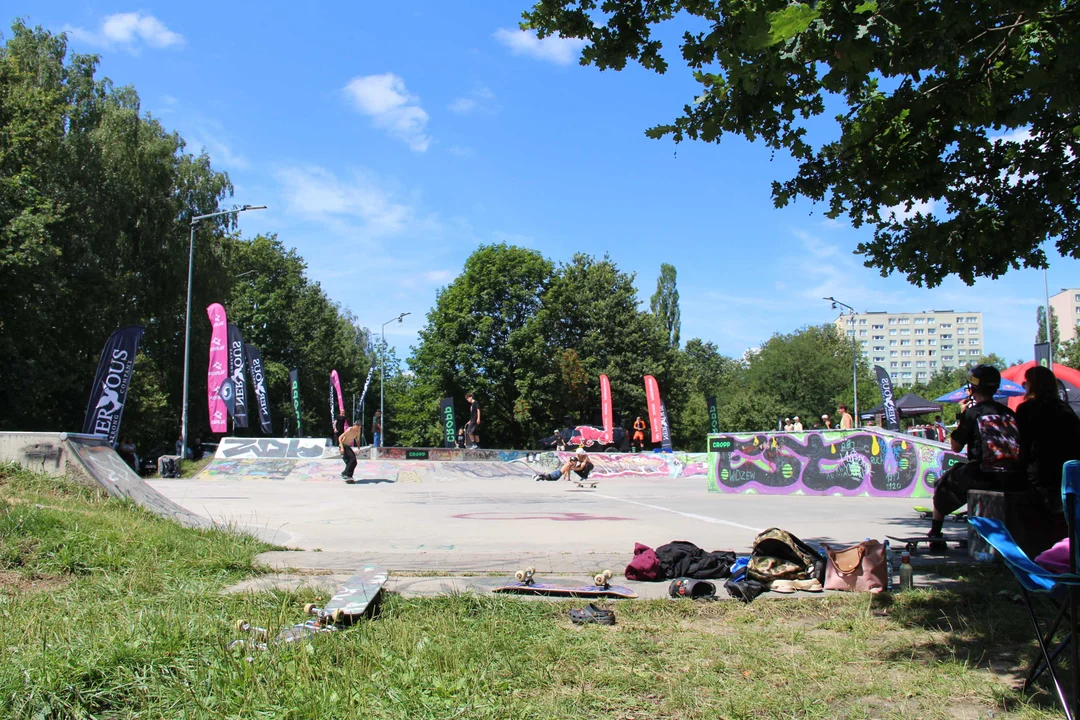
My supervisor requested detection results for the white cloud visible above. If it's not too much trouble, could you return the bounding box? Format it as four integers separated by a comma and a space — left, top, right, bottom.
276, 166, 414, 236
343, 73, 431, 152
449, 98, 478, 114
186, 120, 249, 169
449, 85, 495, 115
493, 28, 585, 65
65, 13, 183, 51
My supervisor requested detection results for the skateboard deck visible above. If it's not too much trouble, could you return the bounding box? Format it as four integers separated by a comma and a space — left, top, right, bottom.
887, 535, 968, 553
913, 505, 967, 521
229, 566, 388, 650
572, 479, 598, 489
493, 567, 636, 598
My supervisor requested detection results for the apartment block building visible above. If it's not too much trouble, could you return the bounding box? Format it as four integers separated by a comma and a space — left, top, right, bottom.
1049, 288, 1080, 344
834, 310, 984, 386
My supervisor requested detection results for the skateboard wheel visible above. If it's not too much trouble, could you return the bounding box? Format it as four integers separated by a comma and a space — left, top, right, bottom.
515, 570, 526, 581
331, 608, 344, 624
234, 619, 248, 632
303, 603, 316, 616
594, 574, 607, 586
525, 566, 535, 575
603, 569, 612, 580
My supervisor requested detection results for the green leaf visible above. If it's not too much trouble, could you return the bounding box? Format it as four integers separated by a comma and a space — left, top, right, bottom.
765, 4, 820, 46
854, 1, 877, 13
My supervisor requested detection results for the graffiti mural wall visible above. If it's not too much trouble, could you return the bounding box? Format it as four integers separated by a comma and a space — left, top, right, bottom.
707, 429, 964, 497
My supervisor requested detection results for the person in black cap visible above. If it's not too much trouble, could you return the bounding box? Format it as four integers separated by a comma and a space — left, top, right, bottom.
928, 364, 1022, 547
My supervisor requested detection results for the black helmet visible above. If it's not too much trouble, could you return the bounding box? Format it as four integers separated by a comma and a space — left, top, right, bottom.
968, 364, 1001, 392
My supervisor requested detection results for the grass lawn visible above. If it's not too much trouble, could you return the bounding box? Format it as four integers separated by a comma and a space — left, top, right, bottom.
0, 463, 1068, 719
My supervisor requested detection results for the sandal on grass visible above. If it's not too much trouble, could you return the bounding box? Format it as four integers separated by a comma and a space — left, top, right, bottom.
570, 603, 616, 625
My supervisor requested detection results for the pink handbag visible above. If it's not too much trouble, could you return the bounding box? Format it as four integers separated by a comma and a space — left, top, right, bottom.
823, 541, 887, 593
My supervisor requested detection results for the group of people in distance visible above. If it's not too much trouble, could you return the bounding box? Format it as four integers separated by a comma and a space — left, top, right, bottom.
784, 404, 855, 432
928, 364, 1080, 552
334, 393, 482, 482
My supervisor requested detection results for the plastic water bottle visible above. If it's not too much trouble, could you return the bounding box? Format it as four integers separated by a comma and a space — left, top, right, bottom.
899, 551, 914, 591
883, 539, 893, 592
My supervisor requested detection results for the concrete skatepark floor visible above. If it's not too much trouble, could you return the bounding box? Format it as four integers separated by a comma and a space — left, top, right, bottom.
151, 466, 952, 576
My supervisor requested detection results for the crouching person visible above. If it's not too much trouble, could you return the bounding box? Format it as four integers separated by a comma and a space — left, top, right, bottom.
536, 448, 594, 482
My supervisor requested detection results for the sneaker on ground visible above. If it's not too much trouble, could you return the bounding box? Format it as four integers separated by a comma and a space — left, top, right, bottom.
769, 579, 796, 594
668, 578, 717, 600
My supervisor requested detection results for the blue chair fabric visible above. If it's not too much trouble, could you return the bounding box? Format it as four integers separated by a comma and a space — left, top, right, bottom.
967, 460, 1080, 719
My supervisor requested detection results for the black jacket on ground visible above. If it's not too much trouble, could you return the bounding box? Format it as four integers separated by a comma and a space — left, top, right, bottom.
655, 541, 737, 579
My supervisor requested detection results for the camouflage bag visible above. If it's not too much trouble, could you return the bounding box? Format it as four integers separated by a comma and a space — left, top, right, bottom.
747, 528, 824, 582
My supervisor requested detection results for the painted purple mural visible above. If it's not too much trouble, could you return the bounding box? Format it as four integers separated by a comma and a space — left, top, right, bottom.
707, 429, 965, 497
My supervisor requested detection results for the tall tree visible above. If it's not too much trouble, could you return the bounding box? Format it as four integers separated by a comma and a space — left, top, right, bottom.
0, 22, 233, 442
1036, 305, 1061, 358
650, 263, 681, 349
406, 244, 553, 447
518, 253, 674, 442
523, 1, 1080, 287
744, 325, 876, 424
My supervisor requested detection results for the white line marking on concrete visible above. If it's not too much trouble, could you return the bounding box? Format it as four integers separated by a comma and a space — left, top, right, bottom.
594, 494, 760, 531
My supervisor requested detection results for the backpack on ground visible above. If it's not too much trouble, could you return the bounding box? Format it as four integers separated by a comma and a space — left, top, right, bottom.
747, 528, 824, 582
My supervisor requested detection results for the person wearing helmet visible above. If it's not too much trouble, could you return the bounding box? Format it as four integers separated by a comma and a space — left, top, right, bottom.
535, 447, 594, 482
928, 364, 1022, 546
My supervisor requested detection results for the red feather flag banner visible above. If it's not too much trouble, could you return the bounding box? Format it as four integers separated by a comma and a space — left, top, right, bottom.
600, 374, 613, 441
644, 375, 663, 444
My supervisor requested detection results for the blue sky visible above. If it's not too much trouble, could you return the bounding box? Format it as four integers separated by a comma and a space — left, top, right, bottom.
21, 2, 1079, 366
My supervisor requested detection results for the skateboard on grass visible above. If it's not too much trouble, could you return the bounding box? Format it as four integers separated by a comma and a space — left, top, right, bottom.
493, 567, 637, 598
913, 505, 967, 522
229, 566, 388, 649
886, 535, 968, 554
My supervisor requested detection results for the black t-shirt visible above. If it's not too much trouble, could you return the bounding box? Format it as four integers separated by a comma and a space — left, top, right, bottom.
1016, 397, 1080, 489
951, 399, 1021, 473
469, 400, 479, 424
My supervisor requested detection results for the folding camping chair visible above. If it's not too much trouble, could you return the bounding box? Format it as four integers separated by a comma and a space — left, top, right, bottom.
968, 460, 1080, 718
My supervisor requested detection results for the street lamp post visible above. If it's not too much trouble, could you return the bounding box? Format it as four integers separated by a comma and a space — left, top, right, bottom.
181, 204, 266, 458
378, 312, 411, 451
825, 297, 859, 427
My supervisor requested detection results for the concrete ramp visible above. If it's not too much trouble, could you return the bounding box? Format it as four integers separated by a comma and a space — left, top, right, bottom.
707, 428, 964, 497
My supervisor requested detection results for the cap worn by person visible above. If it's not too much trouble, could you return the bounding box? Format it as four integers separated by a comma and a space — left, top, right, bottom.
822, 415, 829, 420
577, 448, 587, 457
968, 364, 1001, 392
794, 416, 800, 421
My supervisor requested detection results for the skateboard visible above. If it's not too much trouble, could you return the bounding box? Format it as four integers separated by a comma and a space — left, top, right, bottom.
886, 535, 968, 554
572, 479, 598, 489
493, 567, 637, 598
913, 505, 967, 522
229, 566, 388, 649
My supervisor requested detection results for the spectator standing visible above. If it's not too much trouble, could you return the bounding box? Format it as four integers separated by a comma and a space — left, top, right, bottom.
822, 414, 832, 429
465, 393, 481, 448
783, 417, 793, 431
631, 416, 647, 451
933, 415, 948, 443
838, 404, 854, 429
792, 416, 804, 431
372, 411, 383, 448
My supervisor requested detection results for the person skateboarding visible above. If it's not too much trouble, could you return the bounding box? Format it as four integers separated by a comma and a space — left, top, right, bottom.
465, 392, 481, 449
338, 417, 362, 481
536, 448, 594, 482
632, 416, 647, 451
927, 364, 1022, 548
